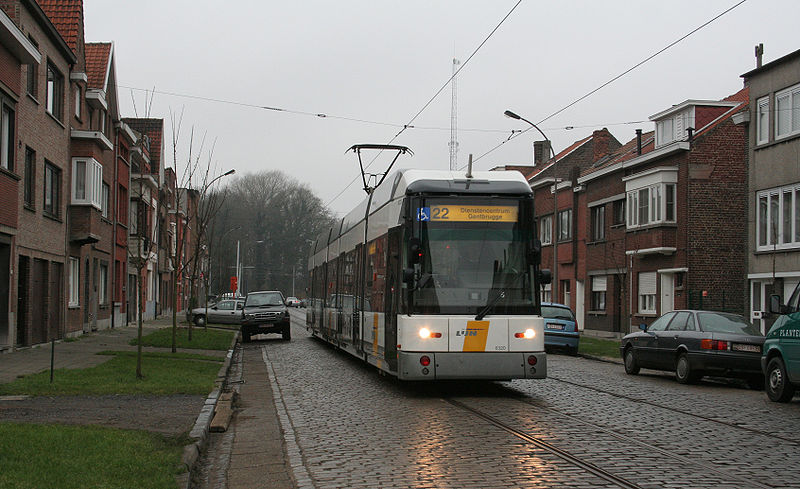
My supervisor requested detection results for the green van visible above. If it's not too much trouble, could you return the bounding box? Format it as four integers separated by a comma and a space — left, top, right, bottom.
764, 282, 800, 402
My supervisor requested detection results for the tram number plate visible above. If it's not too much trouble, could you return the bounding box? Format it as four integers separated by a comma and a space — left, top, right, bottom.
732, 343, 760, 353
546, 323, 564, 331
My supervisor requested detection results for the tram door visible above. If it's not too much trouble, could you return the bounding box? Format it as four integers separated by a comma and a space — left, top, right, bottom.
353, 243, 364, 354
385, 227, 401, 371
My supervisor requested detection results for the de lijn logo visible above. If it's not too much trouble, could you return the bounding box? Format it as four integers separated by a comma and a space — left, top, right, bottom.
456, 328, 480, 337
416, 207, 430, 221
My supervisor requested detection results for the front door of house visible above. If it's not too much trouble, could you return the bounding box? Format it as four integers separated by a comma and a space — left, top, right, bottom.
660, 273, 674, 315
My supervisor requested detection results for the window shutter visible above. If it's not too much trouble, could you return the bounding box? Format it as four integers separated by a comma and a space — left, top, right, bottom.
592, 276, 607, 292
639, 272, 656, 295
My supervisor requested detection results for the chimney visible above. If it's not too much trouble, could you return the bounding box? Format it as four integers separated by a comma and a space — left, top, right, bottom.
533, 140, 551, 166
592, 128, 611, 162
755, 43, 764, 68
635, 129, 642, 155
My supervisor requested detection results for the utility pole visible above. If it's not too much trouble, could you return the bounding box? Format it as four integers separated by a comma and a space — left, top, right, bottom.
449, 58, 461, 171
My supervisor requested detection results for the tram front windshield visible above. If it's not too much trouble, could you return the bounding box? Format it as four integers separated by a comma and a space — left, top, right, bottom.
411, 198, 536, 316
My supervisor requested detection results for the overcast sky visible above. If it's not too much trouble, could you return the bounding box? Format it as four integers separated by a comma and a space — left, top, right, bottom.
84, 0, 799, 216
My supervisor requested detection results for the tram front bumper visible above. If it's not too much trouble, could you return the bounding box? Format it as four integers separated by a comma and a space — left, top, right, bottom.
398, 351, 546, 381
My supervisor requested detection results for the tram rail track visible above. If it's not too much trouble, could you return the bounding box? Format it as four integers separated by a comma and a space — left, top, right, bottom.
547, 375, 800, 446
444, 395, 775, 489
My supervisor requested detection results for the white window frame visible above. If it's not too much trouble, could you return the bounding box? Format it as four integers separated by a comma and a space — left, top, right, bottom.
558, 209, 572, 241
74, 84, 81, 119
69, 257, 80, 306
98, 262, 108, 304
170, 222, 177, 257
756, 96, 769, 145
539, 215, 552, 245
591, 275, 607, 311
1, 102, 13, 171
101, 182, 109, 218
638, 271, 657, 314
655, 109, 692, 147
756, 184, 800, 251
775, 83, 800, 140
624, 168, 678, 229
71, 157, 103, 209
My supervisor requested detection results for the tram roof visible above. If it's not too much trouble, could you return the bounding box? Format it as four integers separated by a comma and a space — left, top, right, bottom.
313, 169, 531, 249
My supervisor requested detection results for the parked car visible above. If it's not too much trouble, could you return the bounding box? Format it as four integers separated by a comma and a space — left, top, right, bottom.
763, 282, 800, 402
541, 302, 579, 355
620, 310, 765, 387
241, 290, 291, 342
285, 296, 301, 307
190, 299, 244, 326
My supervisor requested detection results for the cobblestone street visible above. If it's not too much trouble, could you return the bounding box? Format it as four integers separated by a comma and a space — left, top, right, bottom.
194, 313, 800, 488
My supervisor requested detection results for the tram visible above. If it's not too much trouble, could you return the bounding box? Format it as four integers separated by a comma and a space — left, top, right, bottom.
306, 168, 551, 380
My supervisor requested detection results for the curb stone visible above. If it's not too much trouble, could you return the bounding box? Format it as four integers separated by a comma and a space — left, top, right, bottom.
176, 330, 240, 489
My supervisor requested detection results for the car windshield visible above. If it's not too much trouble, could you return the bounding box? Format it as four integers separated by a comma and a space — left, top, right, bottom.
697, 312, 762, 335
541, 305, 575, 321
246, 292, 284, 307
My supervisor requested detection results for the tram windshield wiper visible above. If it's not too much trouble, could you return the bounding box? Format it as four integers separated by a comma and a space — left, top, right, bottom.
474, 269, 525, 321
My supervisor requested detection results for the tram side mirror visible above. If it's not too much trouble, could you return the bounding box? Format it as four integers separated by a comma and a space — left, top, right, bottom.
409, 237, 423, 264
769, 294, 787, 315
537, 269, 551, 285
529, 239, 542, 265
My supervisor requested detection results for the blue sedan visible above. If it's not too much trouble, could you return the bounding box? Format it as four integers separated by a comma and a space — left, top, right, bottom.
541, 302, 580, 355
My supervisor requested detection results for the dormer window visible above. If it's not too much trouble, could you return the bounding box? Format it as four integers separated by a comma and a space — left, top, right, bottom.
655, 109, 691, 147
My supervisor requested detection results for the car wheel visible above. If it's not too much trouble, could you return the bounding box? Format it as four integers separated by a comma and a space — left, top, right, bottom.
194, 315, 206, 327
282, 325, 291, 341
675, 353, 700, 384
766, 357, 796, 403
624, 347, 640, 375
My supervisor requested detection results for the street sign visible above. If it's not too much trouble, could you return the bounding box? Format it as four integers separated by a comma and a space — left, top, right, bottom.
230, 276, 238, 292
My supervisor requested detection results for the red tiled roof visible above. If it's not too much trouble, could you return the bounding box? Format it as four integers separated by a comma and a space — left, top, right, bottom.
524, 134, 593, 181
693, 87, 749, 139
122, 118, 164, 173
85, 42, 111, 90
38, 0, 83, 54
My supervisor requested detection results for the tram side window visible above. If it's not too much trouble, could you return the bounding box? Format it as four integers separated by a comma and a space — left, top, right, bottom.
365, 237, 387, 312
326, 257, 339, 308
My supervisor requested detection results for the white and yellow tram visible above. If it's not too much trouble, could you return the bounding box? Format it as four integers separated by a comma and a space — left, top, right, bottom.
306, 169, 550, 380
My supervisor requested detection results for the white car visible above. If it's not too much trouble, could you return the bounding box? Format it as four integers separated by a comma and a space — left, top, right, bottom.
190, 299, 244, 326
285, 296, 301, 307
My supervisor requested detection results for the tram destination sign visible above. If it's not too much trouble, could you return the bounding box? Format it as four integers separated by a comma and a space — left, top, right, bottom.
416, 205, 518, 222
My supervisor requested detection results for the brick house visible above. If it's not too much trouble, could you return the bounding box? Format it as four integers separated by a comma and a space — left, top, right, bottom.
0, 3, 41, 349
740, 48, 800, 334
5, 0, 76, 346
123, 118, 165, 321
575, 89, 750, 335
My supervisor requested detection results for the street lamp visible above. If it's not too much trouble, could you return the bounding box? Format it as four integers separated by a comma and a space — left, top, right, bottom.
505, 109, 560, 302
207, 168, 235, 188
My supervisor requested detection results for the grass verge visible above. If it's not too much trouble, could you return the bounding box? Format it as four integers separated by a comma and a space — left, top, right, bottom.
579, 336, 621, 359
0, 423, 185, 489
131, 326, 236, 350
0, 351, 223, 396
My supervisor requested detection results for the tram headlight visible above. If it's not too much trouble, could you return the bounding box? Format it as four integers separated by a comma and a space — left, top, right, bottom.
515, 329, 536, 339
419, 328, 431, 339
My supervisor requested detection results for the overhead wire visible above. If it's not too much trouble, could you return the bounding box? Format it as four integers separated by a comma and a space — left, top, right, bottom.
325, 0, 524, 208
467, 0, 748, 169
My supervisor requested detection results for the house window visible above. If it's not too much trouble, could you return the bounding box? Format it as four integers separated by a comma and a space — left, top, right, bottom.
626, 184, 676, 228
101, 182, 110, 218
591, 276, 607, 311
71, 158, 103, 209
99, 262, 108, 304
591, 205, 605, 241
756, 96, 769, 145
655, 110, 691, 147
69, 257, 79, 306
46, 62, 64, 121
539, 215, 552, 245
0, 103, 14, 171
638, 271, 657, 314
118, 185, 127, 225
540, 283, 551, 304
44, 161, 60, 217
612, 199, 625, 225
756, 184, 800, 251
26, 36, 38, 97
775, 83, 800, 140
170, 222, 177, 256
24, 147, 35, 208
99, 109, 106, 135
558, 209, 572, 241
562, 280, 571, 306
129, 199, 138, 235
74, 85, 81, 119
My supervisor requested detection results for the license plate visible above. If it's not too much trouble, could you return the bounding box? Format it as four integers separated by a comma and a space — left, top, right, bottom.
732, 343, 760, 353
546, 323, 565, 331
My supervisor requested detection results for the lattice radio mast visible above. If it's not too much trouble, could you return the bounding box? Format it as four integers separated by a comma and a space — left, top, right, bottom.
449, 57, 461, 171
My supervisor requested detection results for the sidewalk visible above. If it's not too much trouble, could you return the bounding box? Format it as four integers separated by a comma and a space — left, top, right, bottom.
0, 317, 226, 384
